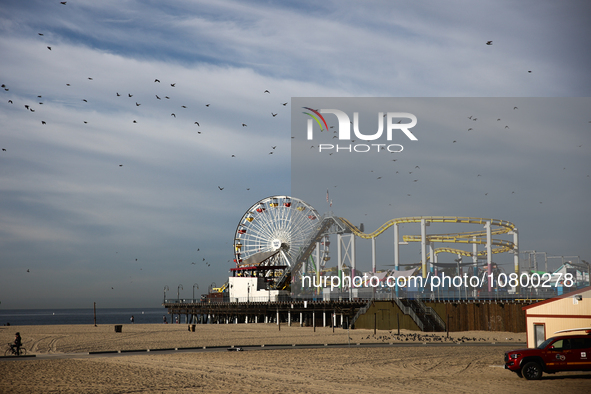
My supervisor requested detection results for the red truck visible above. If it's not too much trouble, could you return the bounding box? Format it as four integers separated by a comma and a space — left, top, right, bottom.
504, 331, 591, 380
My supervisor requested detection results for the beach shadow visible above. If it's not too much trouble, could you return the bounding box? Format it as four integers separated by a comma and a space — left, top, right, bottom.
542, 373, 591, 380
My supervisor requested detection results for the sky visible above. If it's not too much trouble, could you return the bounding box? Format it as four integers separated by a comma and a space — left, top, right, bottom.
1, 0, 590, 309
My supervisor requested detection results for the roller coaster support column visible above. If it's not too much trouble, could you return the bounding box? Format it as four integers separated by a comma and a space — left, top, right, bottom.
394, 223, 399, 271
315, 243, 321, 296
431, 244, 437, 275
372, 237, 376, 275
338, 239, 343, 290
472, 239, 478, 276
472, 239, 478, 297
338, 233, 356, 299
512, 229, 519, 275
351, 235, 356, 282
372, 236, 377, 297
421, 219, 428, 279
394, 223, 400, 297
485, 221, 492, 292
511, 229, 519, 291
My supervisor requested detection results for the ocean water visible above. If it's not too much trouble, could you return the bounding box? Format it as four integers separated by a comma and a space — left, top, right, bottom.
0, 307, 167, 326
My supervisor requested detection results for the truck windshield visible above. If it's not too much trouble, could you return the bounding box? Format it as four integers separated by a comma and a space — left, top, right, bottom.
537, 338, 554, 349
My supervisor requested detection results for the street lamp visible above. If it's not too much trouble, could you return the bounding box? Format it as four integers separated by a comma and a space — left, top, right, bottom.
163, 285, 169, 303
193, 283, 199, 302
177, 284, 183, 302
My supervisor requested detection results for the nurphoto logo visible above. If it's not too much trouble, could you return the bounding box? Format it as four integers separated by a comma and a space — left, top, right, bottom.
303, 107, 418, 153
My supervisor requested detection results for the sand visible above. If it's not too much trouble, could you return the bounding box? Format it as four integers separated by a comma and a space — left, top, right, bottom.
1, 324, 589, 393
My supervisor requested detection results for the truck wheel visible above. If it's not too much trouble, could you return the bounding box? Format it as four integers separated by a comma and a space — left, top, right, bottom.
522, 362, 542, 380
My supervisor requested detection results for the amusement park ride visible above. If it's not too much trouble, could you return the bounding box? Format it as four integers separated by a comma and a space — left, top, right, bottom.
222, 195, 532, 302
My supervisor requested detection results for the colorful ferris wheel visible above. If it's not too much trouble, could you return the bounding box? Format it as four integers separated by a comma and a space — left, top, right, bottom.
233, 196, 321, 272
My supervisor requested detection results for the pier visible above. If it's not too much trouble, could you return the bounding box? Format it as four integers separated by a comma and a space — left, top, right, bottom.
163, 297, 538, 332
163, 299, 367, 328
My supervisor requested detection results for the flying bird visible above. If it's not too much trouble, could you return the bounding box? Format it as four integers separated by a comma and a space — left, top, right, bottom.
156, 95, 161, 99
88, 77, 93, 80
41, 121, 46, 124
194, 122, 200, 126
242, 123, 247, 127
486, 41, 492, 45
264, 90, 270, 93
60, 1, 67, 4
272, 113, 277, 117
154, 79, 160, 83
171, 113, 176, 117
136, 102, 141, 106
82, 99, 88, 102
218, 186, 224, 190
133, 120, 137, 123
171, 83, 176, 87
181, 105, 187, 108
47, 46, 51, 50
282, 102, 288, 106
38, 33, 44, 36
206, 104, 210, 107
128, 94, 133, 97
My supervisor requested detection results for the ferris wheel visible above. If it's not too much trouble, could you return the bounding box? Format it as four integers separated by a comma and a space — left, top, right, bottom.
233, 196, 321, 272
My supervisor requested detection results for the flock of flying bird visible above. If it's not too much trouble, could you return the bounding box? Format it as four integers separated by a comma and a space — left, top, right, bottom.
2, 1, 298, 278
3, 10, 588, 281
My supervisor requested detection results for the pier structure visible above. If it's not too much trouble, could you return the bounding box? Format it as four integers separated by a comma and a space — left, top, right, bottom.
163, 299, 367, 328
162, 297, 539, 333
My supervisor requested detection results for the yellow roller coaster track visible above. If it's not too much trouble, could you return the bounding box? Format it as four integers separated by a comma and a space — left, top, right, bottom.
339, 216, 517, 256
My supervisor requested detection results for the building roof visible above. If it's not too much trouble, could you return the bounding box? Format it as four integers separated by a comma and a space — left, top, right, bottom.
522, 285, 591, 311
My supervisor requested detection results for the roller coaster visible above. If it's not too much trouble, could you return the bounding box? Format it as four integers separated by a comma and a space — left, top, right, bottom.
227, 196, 519, 295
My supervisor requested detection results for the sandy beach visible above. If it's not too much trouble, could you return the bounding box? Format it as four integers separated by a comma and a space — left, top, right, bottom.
1, 324, 589, 393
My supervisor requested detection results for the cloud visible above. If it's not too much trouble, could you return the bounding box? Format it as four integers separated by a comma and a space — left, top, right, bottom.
0, 1, 589, 308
